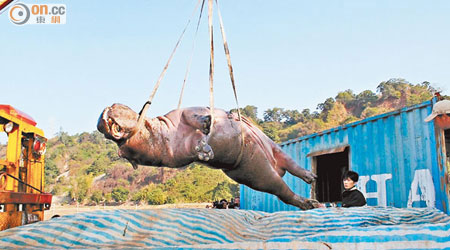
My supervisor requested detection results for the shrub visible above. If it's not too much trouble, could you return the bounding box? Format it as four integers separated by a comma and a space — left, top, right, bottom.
111, 187, 129, 202
90, 190, 103, 204
147, 188, 167, 205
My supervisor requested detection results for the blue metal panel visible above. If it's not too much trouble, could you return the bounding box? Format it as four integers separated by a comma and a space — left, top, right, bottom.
241, 100, 450, 214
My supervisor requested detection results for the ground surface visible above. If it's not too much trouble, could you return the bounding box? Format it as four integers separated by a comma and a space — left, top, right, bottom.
2, 207, 450, 249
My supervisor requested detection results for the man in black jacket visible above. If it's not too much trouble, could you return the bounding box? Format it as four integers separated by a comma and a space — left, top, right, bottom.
342, 171, 366, 207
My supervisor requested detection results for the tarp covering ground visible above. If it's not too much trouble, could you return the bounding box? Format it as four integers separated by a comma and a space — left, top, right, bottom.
0, 207, 449, 249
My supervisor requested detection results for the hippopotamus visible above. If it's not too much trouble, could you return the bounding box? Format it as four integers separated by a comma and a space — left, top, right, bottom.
97, 104, 317, 210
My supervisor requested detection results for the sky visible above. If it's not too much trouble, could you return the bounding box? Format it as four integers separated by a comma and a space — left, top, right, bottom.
1, 0, 449, 142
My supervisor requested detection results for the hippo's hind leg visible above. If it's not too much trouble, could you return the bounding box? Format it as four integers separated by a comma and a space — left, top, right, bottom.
273, 182, 316, 210
182, 111, 212, 135
273, 146, 316, 184
199, 115, 211, 134
224, 165, 315, 210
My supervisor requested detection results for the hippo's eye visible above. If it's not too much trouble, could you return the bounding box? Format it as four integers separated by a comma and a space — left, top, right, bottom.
110, 122, 124, 140
108, 118, 121, 132
112, 123, 121, 133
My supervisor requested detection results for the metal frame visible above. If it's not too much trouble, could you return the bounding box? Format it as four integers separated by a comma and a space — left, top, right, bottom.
0, 105, 52, 230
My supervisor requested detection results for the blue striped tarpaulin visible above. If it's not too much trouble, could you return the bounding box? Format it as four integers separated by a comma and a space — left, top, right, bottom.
0, 207, 449, 249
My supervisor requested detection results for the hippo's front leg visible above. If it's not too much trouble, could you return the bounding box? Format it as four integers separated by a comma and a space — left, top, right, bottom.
181, 110, 214, 162
195, 136, 214, 161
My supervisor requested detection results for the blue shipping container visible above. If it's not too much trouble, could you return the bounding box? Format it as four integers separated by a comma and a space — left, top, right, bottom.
241, 99, 450, 214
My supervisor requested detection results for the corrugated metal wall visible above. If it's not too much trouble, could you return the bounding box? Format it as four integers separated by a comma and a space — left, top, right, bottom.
241, 100, 450, 214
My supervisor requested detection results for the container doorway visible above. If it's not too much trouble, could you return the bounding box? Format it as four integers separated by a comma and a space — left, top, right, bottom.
445, 129, 449, 166
313, 147, 350, 203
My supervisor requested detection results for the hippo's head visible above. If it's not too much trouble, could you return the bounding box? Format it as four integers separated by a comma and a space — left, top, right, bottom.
97, 103, 139, 143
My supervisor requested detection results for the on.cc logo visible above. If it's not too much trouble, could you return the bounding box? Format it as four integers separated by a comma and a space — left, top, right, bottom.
9, 3, 30, 25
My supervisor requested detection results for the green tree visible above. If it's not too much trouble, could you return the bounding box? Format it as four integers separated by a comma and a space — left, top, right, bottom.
209, 181, 233, 201
157, 164, 239, 203
241, 105, 259, 122
335, 89, 356, 104
147, 187, 167, 205
357, 90, 377, 105
131, 190, 146, 202
104, 193, 112, 202
406, 81, 435, 106
44, 157, 60, 185
356, 90, 377, 104
317, 97, 336, 121
69, 175, 93, 203
261, 122, 282, 142
56, 128, 75, 147
376, 78, 409, 100
111, 186, 129, 202
301, 109, 312, 121
282, 110, 302, 125
89, 131, 106, 145
263, 108, 284, 122
86, 155, 110, 176
317, 98, 335, 112
90, 190, 103, 204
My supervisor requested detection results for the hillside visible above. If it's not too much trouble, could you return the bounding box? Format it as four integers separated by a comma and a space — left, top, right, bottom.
252, 78, 443, 142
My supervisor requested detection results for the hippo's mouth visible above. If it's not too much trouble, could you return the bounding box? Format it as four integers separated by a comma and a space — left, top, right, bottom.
97, 107, 112, 137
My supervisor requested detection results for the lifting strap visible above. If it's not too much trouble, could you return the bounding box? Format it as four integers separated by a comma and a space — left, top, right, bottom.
138, 0, 245, 167
177, 0, 206, 109
208, 0, 215, 133
136, 0, 202, 129
215, 0, 245, 167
